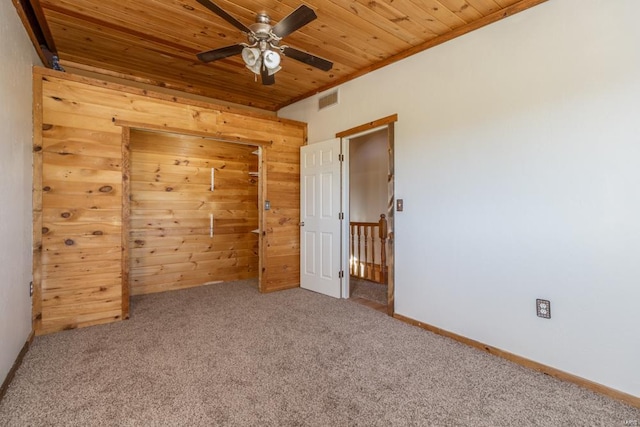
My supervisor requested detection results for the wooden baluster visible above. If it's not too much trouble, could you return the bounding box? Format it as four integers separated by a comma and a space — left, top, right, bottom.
357, 225, 362, 278
371, 227, 377, 281
350, 224, 355, 276
379, 214, 387, 285
363, 225, 369, 280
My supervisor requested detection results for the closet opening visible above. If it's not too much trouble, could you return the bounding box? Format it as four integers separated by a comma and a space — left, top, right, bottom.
121, 126, 266, 303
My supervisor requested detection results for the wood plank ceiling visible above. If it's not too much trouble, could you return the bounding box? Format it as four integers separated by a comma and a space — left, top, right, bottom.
22, 0, 547, 111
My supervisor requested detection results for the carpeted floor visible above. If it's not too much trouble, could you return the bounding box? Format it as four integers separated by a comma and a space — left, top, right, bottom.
349, 277, 388, 306
1, 279, 638, 426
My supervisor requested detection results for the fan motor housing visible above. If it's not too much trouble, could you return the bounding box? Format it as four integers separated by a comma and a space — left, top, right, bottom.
256, 13, 270, 24
249, 14, 272, 41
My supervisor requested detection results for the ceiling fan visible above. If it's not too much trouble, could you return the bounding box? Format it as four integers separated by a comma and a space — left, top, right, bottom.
195, 0, 333, 85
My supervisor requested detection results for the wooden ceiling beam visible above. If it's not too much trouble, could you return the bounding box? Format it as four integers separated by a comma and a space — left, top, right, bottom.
27, 0, 57, 51
11, 0, 56, 65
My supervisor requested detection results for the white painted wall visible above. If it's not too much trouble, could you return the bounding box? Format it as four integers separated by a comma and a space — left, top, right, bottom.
0, 3, 40, 383
280, 0, 640, 397
349, 130, 387, 223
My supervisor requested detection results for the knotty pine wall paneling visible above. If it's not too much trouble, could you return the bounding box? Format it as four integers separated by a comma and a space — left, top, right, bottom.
129, 130, 259, 295
33, 67, 306, 335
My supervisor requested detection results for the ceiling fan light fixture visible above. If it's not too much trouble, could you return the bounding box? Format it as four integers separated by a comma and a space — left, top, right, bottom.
196, 2, 333, 85
241, 47, 261, 67
267, 65, 281, 76
263, 49, 281, 70
245, 57, 262, 75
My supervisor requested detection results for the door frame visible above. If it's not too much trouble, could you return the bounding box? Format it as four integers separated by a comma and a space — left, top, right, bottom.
336, 114, 397, 315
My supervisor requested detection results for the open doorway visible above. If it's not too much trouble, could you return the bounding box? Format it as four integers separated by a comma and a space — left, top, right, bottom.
299, 115, 396, 312
338, 115, 396, 315
347, 129, 389, 312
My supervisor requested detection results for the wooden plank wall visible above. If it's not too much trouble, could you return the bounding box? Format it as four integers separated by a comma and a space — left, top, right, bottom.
129, 131, 259, 295
262, 137, 303, 291
39, 106, 124, 335
34, 67, 305, 335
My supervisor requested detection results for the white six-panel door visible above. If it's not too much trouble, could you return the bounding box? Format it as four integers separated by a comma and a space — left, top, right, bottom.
300, 139, 342, 298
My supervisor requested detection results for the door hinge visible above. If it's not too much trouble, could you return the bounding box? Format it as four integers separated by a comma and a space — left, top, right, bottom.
339, 270, 344, 279
338, 154, 344, 162
338, 212, 344, 220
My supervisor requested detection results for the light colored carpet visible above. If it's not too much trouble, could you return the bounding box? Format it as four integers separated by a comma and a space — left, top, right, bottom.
350, 277, 388, 305
1, 279, 638, 426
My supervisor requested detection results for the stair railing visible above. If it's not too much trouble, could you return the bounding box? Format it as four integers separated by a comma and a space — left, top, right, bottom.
349, 214, 387, 284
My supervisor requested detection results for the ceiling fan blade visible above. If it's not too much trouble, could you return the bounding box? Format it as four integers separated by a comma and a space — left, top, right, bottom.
272, 5, 317, 39
282, 46, 333, 71
195, 0, 251, 33
261, 64, 275, 85
197, 44, 244, 62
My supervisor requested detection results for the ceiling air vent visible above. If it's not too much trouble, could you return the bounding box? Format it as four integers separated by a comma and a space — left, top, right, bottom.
318, 90, 339, 110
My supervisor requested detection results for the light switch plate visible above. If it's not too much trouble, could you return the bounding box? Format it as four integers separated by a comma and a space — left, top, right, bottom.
397, 199, 404, 212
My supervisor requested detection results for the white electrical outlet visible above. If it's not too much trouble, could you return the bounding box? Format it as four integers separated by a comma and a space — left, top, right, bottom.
536, 299, 551, 319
